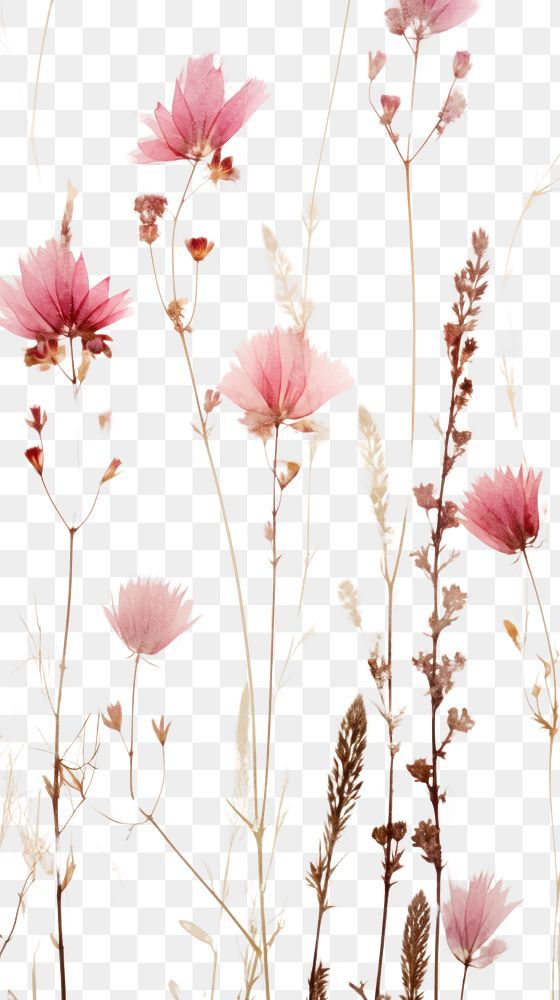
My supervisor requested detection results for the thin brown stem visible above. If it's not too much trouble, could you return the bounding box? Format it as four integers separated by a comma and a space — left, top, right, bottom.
302, 0, 352, 323
171, 162, 197, 301
30, 0, 55, 169
140, 811, 258, 957
128, 654, 141, 800
0, 869, 36, 960
404, 158, 417, 451
460, 962, 469, 1000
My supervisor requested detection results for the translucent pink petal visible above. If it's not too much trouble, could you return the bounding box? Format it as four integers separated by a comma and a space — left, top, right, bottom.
427, 0, 478, 32
462, 467, 542, 555
470, 938, 507, 969
208, 79, 267, 151
178, 54, 225, 139
171, 79, 196, 146
104, 579, 196, 656
131, 138, 184, 163
443, 874, 518, 969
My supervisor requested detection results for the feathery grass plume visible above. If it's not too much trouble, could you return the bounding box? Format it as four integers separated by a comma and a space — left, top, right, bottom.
400, 891, 430, 1000
338, 580, 362, 630
359, 405, 391, 542
262, 225, 309, 328
409, 229, 489, 1000
307, 695, 368, 999
504, 153, 560, 280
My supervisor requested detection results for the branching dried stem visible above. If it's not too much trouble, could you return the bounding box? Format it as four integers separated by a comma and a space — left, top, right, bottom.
307, 696, 367, 999
409, 230, 489, 1000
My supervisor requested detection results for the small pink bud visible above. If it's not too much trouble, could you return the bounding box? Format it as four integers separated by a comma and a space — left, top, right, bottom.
26, 405, 47, 434
264, 521, 274, 542
102, 702, 122, 732
204, 389, 221, 414
98, 410, 112, 431
438, 90, 466, 132
25, 446, 44, 476
139, 222, 160, 245
453, 50, 472, 79
379, 94, 400, 126
101, 458, 121, 484
368, 50, 386, 81
152, 715, 171, 746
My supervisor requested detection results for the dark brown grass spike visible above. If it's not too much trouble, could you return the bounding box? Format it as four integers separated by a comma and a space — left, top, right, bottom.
400, 890, 430, 1000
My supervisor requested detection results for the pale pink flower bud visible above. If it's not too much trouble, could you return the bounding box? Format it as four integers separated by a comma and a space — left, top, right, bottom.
264, 521, 274, 542
438, 90, 466, 132
379, 94, 401, 126
453, 50, 472, 79
368, 50, 386, 81
204, 388, 221, 414
101, 458, 121, 485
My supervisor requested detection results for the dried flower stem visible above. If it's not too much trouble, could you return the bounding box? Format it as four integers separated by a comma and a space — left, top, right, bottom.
301, 0, 352, 323
0, 869, 36, 961
30, 0, 55, 169
459, 963, 468, 1000
522, 549, 559, 997
128, 654, 141, 800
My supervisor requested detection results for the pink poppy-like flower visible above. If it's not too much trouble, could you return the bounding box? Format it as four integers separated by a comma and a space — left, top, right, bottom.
0, 239, 130, 364
443, 873, 519, 970
132, 55, 266, 164
462, 466, 542, 555
218, 327, 352, 438
385, 0, 478, 38
104, 579, 197, 656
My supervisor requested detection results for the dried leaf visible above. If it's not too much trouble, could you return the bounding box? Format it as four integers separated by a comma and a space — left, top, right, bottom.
179, 919, 214, 950
77, 349, 91, 385
503, 618, 522, 652
50, 933, 59, 950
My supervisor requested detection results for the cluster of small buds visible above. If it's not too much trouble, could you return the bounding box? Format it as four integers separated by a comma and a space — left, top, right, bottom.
368, 49, 386, 81
102, 702, 122, 733
207, 147, 240, 185
372, 820, 407, 847
152, 715, 171, 746
204, 388, 221, 414
412, 818, 442, 868
133, 194, 167, 245
26, 405, 47, 434
101, 458, 121, 485
186, 237, 215, 262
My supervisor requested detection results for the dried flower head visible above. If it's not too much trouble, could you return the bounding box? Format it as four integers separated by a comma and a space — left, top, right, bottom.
385, 0, 478, 39
25, 446, 44, 476
132, 55, 266, 163
447, 707, 474, 733
462, 467, 542, 555
453, 50, 472, 78
186, 237, 215, 262
104, 578, 196, 656
26, 405, 47, 434
380, 94, 400, 126
100, 458, 121, 485
442, 873, 519, 970
102, 702, 123, 733
152, 715, 172, 746
204, 388, 221, 414
208, 147, 240, 184
438, 89, 467, 132
368, 50, 386, 80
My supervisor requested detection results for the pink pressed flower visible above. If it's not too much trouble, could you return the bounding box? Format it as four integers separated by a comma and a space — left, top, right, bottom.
443, 874, 519, 970
385, 0, 478, 38
453, 50, 472, 78
104, 579, 196, 656
132, 55, 266, 164
439, 89, 467, 130
0, 239, 130, 364
462, 467, 542, 555
218, 327, 352, 438
380, 94, 401, 126
368, 50, 387, 81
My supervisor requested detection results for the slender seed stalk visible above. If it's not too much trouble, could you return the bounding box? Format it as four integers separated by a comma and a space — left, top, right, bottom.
128, 654, 141, 800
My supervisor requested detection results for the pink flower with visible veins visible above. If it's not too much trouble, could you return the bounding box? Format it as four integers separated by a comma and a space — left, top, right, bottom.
462, 466, 542, 555
368, 50, 387, 81
380, 94, 401, 126
0, 239, 130, 365
443, 873, 519, 970
132, 54, 266, 164
385, 0, 478, 38
218, 327, 352, 438
104, 579, 197, 656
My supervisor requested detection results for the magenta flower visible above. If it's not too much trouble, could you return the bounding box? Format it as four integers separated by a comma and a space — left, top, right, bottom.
132, 55, 266, 164
385, 0, 478, 38
218, 327, 352, 438
104, 579, 196, 656
443, 874, 519, 971
0, 239, 130, 366
462, 466, 542, 555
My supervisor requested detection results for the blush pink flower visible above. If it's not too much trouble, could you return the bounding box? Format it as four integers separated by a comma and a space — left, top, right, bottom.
132, 55, 266, 164
104, 579, 197, 656
443, 873, 519, 970
462, 466, 542, 555
380, 94, 401, 126
385, 0, 478, 38
0, 239, 130, 365
218, 327, 352, 438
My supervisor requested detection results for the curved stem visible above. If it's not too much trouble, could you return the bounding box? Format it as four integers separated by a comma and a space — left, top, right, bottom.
30, 0, 55, 169
460, 962, 469, 1000
404, 158, 417, 452
178, 330, 259, 826
172, 162, 197, 301
302, 0, 352, 323
128, 654, 141, 800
